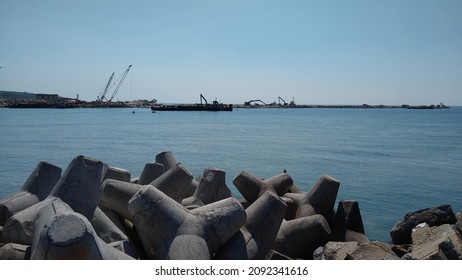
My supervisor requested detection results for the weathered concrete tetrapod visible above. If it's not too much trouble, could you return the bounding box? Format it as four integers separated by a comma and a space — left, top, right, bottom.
149, 163, 195, 203
155, 150, 178, 171
99, 179, 142, 221
90, 206, 129, 243
233, 170, 293, 203
285, 175, 340, 225
331, 200, 366, 242
128, 185, 246, 259
137, 163, 165, 185
215, 191, 287, 259
0, 243, 31, 260
273, 214, 331, 259
49, 155, 105, 219
181, 167, 232, 210
30, 199, 134, 260
2, 155, 104, 245
102, 165, 131, 183
0, 161, 61, 225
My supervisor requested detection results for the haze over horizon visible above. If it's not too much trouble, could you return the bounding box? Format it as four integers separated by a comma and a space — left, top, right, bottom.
1, 0, 461, 105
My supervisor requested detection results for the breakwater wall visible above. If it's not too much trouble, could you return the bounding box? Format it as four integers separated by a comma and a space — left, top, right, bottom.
1, 151, 461, 260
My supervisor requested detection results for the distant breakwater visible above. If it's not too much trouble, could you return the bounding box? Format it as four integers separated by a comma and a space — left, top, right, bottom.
1, 151, 461, 260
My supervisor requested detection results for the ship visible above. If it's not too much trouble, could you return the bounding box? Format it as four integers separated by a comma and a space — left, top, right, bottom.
151, 94, 233, 112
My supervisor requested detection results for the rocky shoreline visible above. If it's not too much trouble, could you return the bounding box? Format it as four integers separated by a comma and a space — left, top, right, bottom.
1, 151, 461, 260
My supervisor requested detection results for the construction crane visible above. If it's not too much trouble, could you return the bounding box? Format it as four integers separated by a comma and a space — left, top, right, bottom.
108, 65, 132, 102
278, 96, 288, 106
97, 72, 115, 102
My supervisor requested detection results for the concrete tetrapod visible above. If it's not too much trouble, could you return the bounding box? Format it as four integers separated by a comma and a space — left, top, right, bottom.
137, 163, 165, 185
273, 214, 331, 259
90, 206, 129, 243
99, 179, 143, 221
0, 161, 62, 225
30, 199, 134, 260
181, 167, 232, 210
128, 185, 246, 259
215, 191, 287, 259
155, 150, 178, 171
233, 170, 293, 203
331, 200, 367, 242
284, 175, 340, 225
102, 165, 131, 183
149, 163, 195, 203
2, 155, 104, 245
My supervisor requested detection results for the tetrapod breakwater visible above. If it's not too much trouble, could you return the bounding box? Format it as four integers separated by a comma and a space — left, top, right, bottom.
1, 151, 461, 260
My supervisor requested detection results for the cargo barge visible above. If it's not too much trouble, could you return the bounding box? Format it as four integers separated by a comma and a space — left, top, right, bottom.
151, 94, 233, 112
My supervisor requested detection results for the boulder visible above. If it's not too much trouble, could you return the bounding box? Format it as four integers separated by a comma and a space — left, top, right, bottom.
344, 241, 400, 260
313, 241, 359, 260
405, 223, 462, 260
390, 205, 457, 245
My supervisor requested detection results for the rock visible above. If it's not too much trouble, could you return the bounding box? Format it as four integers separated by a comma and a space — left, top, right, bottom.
313, 241, 359, 260
272, 214, 331, 259
128, 185, 246, 259
344, 229, 370, 243
0, 243, 31, 260
137, 163, 164, 185
390, 204, 457, 245
0, 162, 61, 225
345, 241, 400, 260
182, 167, 232, 210
215, 191, 287, 260
265, 249, 293, 260
406, 223, 462, 260
233, 170, 293, 203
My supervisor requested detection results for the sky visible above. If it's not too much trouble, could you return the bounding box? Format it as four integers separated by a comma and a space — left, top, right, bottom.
1, 0, 461, 105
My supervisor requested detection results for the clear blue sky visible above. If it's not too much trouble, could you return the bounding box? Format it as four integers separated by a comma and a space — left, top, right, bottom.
1, 0, 461, 105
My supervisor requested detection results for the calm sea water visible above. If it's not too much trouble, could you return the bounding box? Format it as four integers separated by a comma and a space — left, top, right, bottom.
1, 106, 461, 242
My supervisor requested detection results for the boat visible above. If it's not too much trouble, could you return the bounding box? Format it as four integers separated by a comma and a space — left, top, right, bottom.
151, 94, 233, 112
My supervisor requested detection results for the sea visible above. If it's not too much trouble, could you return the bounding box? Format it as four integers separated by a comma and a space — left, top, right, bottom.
1, 106, 461, 243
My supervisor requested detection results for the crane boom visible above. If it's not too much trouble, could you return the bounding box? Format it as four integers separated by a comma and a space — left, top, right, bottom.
109, 65, 132, 102
98, 72, 115, 101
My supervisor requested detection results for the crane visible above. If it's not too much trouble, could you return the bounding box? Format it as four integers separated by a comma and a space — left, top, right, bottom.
97, 72, 115, 102
278, 96, 288, 106
108, 65, 132, 102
